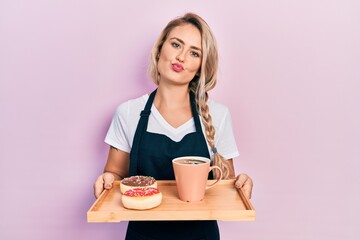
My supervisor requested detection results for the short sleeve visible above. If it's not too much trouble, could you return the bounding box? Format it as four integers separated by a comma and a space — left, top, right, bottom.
104, 103, 131, 153
207, 101, 239, 160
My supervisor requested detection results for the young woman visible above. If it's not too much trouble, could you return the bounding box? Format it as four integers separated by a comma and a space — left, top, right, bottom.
94, 12, 253, 240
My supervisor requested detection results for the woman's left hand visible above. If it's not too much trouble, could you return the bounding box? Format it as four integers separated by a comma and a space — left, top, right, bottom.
235, 173, 253, 199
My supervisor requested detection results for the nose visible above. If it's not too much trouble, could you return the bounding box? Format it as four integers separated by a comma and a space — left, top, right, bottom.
176, 50, 186, 62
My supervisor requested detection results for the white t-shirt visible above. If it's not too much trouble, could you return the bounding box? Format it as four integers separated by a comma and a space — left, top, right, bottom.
105, 94, 239, 160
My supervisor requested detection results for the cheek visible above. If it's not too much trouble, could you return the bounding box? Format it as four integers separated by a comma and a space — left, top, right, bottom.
159, 44, 173, 61
157, 59, 165, 75
188, 60, 201, 73
157, 55, 170, 76
157, 52, 167, 69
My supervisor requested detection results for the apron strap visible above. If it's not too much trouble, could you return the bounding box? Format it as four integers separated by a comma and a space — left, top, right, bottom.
129, 89, 157, 175
190, 91, 203, 133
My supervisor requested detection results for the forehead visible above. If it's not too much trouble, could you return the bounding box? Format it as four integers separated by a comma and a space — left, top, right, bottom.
167, 24, 202, 49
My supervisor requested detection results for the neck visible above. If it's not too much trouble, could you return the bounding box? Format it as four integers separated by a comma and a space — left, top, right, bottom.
154, 84, 190, 110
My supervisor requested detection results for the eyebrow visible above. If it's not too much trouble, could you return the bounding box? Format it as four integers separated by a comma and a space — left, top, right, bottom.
170, 37, 202, 52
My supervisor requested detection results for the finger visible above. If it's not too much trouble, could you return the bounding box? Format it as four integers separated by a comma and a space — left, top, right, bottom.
235, 174, 253, 199
242, 177, 253, 199
103, 172, 115, 189
242, 181, 253, 199
235, 173, 249, 188
94, 175, 105, 198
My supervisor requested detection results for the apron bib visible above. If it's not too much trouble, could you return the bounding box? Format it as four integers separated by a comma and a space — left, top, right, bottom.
126, 89, 219, 240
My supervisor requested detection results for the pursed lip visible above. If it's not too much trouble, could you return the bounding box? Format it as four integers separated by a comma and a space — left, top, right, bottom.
171, 63, 184, 72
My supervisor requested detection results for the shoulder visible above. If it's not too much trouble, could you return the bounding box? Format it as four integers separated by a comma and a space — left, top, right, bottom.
206, 98, 234, 129
114, 94, 148, 117
208, 99, 230, 117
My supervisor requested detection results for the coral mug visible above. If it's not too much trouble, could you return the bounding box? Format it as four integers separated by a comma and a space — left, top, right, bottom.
172, 156, 223, 202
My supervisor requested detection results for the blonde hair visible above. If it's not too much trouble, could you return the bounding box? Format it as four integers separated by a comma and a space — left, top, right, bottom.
148, 13, 230, 179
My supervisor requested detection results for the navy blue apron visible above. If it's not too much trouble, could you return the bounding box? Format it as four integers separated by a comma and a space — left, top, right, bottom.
126, 89, 220, 240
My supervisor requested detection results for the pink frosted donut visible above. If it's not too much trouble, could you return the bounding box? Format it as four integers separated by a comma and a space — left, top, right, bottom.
122, 187, 162, 210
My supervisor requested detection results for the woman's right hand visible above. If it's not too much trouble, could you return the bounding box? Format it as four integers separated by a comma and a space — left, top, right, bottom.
93, 172, 115, 198
93, 146, 130, 198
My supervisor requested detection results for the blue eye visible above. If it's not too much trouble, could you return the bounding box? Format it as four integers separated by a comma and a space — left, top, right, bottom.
172, 42, 180, 48
191, 51, 200, 57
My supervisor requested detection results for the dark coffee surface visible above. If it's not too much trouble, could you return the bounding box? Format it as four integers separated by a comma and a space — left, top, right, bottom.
174, 159, 207, 165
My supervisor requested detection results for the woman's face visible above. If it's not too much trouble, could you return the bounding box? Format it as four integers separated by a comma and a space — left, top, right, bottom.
157, 24, 202, 86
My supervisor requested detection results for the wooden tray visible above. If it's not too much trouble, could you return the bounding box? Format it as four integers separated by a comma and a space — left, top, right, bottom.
87, 179, 255, 222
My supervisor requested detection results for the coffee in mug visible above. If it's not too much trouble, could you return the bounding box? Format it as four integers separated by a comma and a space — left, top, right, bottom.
174, 159, 207, 165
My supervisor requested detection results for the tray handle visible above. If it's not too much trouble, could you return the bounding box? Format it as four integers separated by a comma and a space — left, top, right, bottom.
236, 187, 255, 210
89, 188, 111, 212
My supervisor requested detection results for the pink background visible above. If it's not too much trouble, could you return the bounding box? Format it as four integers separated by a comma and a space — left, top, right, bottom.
1, 1, 359, 239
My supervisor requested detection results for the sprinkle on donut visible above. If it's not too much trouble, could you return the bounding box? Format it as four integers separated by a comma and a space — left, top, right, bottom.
123, 187, 160, 197
121, 176, 156, 187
